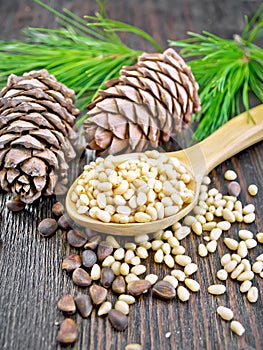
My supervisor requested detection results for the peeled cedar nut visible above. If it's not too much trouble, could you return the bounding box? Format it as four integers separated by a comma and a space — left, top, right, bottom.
57, 318, 78, 344
38, 218, 58, 237
108, 309, 128, 331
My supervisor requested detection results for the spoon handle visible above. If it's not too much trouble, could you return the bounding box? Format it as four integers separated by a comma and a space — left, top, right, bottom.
170, 104, 263, 177
198, 104, 263, 174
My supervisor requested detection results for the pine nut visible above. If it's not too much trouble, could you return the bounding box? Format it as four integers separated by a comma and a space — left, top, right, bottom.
130, 256, 141, 266
222, 208, 236, 223
111, 261, 121, 275
98, 301, 112, 316
118, 294, 136, 304
145, 273, 158, 285
115, 300, 129, 315
210, 228, 222, 241
184, 263, 198, 276
167, 236, 180, 248
243, 204, 255, 214
248, 184, 258, 196
230, 263, 245, 279
224, 238, 239, 250
125, 273, 140, 284
230, 321, 245, 336
102, 255, 115, 267
177, 286, 190, 301
256, 254, 263, 261
171, 269, 186, 281
171, 245, 186, 255
174, 226, 191, 240
198, 243, 208, 257
206, 240, 217, 253
164, 254, 175, 268
162, 243, 171, 255
240, 280, 252, 293
252, 261, 263, 274
217, 269, 228, 281
175, 255, 192, 266
243, 213, 256, 224
114, 248, 125, 261
231, 254, 241, 263
125, 344, 142, 350
120, 263, 130, 276
256, 232, 263, 243
224, 260, 238, 273
245, 238, 257, 249
217, 306, 233, 321
238, 229, 253, 240
90, 264, 101, 280
191, 221, 203, 236
184, 278, 200, 292
236, 271, 254, 281
136, 246, 148, 259
241, 259, 251, 271
237, 241, 248, 258
163, 275, 179, 289
207, 284, 226, 295
217, 221, 231, 231
224, 170, 237, 181
247, 286, 258, 303
221, 253, 231, 266
154, 249, 164, 263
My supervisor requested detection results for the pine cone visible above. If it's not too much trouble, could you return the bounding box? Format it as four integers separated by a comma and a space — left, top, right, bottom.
0, 69, 79, 203
84, 48, 200, 154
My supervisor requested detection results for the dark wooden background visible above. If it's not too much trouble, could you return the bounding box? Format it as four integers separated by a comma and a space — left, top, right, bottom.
0, 1, 262, 350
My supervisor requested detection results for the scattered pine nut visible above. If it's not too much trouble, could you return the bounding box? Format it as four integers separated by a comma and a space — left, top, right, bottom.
184, 278, 200, 292
224, 170, 237, 181
247, 286, 259, 303
240, 280, 252, 293
198, 243, 208, 257
207, 284, 226, 295
224, 238, 239, 250
248, 184, 258, 196
217, 269, 228, 281
256, 232, 263, 244
230, 320, 245, 336
98, 301, 112, 316
217, 306, 234, 321
177, 286, 190, 302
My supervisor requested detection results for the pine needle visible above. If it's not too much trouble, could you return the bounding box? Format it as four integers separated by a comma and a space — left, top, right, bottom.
0, 0, 161, 113
169, 4, 263, 141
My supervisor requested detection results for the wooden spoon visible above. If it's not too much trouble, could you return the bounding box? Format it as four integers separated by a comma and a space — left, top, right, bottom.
66, 104, 263, 236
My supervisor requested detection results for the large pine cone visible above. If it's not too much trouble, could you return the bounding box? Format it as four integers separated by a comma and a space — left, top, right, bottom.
84, 48, 200, 154
0, 69, 79, 204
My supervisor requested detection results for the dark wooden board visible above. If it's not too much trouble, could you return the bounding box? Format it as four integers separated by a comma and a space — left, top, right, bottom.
0, 1, 262, 349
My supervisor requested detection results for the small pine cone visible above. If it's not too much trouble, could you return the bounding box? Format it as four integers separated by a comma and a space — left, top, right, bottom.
0, 69, 79, 203
84, 48, 200, 154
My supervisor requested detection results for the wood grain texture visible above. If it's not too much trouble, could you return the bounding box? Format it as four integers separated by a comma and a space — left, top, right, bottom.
0, 1, 262, 350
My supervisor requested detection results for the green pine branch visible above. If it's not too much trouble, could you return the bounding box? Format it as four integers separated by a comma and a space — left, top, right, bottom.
0, 0, 162, 114
169, 4, 263, 141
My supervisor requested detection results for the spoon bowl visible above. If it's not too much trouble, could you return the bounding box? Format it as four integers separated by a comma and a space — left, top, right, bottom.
66, 104, 263, 236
